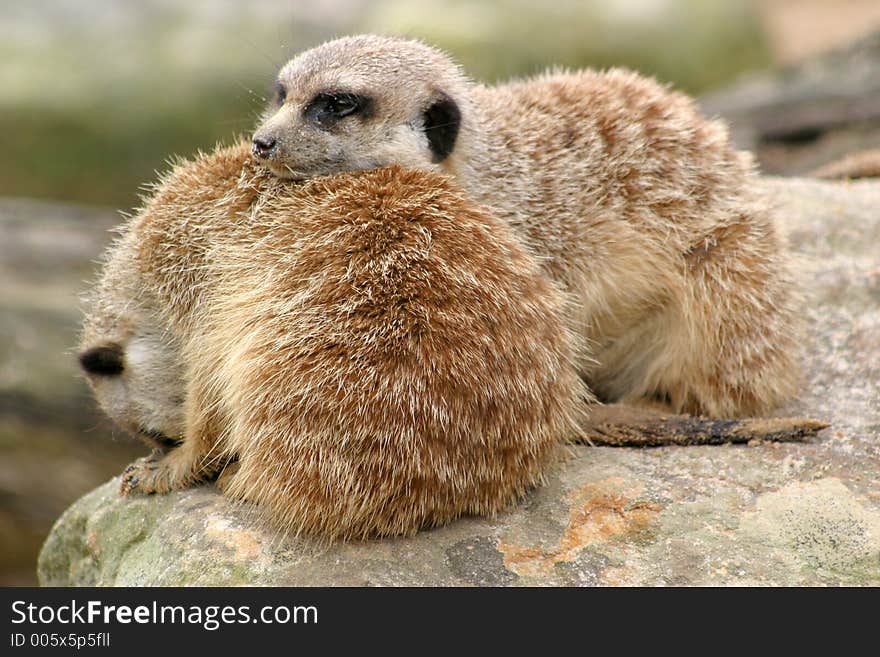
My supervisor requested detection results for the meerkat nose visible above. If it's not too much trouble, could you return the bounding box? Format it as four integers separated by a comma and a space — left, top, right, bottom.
252, 135, 277, 159
79, 344, 125, 376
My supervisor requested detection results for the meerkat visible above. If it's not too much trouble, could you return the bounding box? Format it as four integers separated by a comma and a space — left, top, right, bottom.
252, 35, 803, 418
79, 141, 588, 539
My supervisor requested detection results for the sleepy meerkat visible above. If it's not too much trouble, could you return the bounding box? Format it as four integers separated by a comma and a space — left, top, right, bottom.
252, 34, 803, 417
79, 142, 587, 539
79, 142, 823, 540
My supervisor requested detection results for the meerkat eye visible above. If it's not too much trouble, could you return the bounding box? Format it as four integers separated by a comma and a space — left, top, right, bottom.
327, 95, 359, 116
304, 92, 371, 127
275, 82, 287, 105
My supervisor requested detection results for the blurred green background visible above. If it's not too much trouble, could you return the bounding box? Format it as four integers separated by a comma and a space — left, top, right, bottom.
1, 0, 773, 211
3, 0, 879, 585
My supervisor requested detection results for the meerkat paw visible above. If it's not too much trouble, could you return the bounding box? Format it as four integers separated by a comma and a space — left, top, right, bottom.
120, 451, 162, 495
119, 448, 200, 495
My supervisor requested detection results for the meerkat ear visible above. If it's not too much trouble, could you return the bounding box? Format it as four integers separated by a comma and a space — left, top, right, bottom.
423, 91, 461, 163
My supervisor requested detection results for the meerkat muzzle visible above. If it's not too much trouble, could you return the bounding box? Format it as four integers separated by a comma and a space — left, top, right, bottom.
252, 135, 277, 159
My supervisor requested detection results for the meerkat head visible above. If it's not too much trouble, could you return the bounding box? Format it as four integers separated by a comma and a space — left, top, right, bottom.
78, 285, 187, 453
252, 35, 473, 179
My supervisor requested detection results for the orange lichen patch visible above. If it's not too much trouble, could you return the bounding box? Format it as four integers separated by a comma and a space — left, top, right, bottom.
498, 478, 662, 578
496, 545, 555, 578
86, 530, 100, 555
601, 564, 638, 587
204, 516, 263, 561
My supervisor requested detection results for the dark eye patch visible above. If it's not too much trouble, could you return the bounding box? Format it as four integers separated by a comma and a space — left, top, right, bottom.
304, 92, 372, 128
275, 82, 287, 105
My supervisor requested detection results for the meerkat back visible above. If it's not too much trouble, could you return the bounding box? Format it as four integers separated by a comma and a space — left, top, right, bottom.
249, 35, 803, 419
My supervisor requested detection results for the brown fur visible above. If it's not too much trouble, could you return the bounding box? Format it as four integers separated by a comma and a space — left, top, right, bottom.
80, 142, 588, 540
253, 35, 802, 416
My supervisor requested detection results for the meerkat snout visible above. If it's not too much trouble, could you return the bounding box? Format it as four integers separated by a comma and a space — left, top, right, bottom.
251, 135, 276, 159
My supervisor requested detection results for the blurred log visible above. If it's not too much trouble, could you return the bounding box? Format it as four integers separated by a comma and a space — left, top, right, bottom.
700, 31, 880, 176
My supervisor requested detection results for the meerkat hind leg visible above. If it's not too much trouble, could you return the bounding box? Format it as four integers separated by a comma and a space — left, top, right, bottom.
580, 404, 828, 447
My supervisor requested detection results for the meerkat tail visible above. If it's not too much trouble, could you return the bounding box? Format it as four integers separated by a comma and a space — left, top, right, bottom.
578, 404, 829, 447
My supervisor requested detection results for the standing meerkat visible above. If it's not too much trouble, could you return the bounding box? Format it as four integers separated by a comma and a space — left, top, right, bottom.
252, 34, 802, 417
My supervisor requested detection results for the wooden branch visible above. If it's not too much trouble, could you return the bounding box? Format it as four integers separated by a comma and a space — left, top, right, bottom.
578, 404, 829, 447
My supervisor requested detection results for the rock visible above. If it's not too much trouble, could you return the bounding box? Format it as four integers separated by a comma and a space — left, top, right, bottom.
37, 178, 880, 586
700, 30, 880, 176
